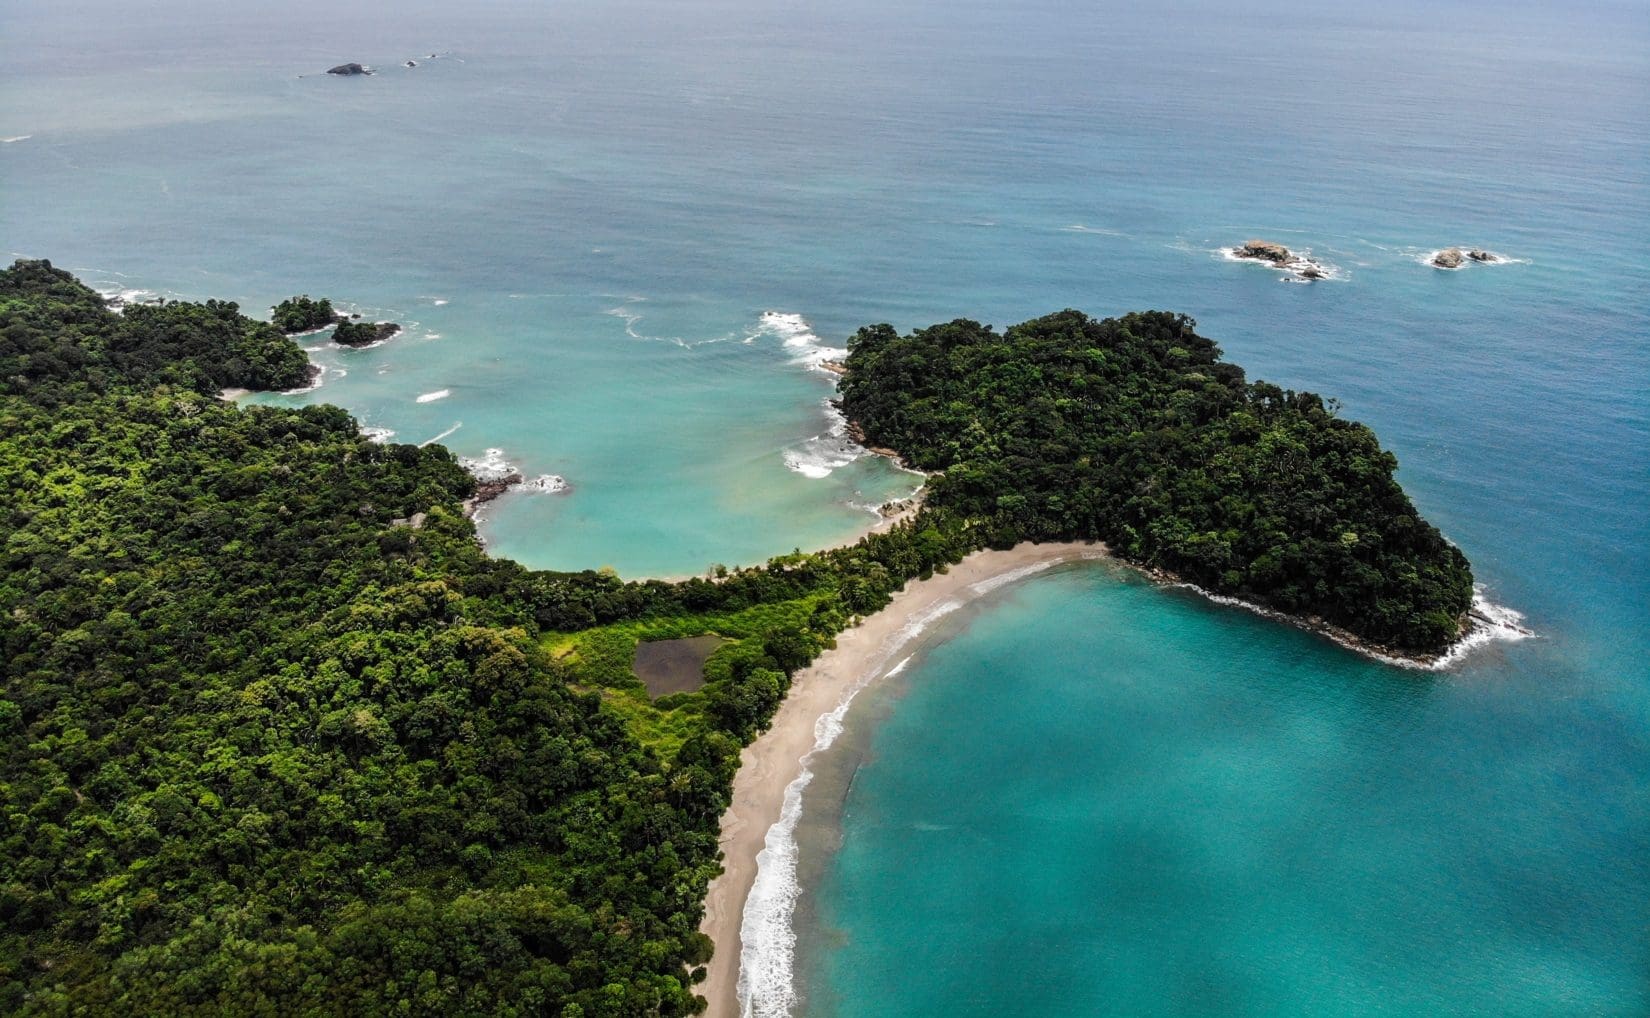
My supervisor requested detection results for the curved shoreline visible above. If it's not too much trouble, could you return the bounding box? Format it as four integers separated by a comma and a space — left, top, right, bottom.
694, 539, 1530, 1016
697, 541, 1109, 1018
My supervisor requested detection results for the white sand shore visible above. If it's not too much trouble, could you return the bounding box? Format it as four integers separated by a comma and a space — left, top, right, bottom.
697, 541, 1108, 1017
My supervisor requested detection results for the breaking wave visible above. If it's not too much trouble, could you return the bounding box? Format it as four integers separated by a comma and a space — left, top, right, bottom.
782, 400, 862, 480
753, 310, 848, 373
738, 596, 963, 1018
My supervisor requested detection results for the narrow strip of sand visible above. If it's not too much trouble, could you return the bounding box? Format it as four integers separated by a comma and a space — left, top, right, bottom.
697, 540, 1108, 1018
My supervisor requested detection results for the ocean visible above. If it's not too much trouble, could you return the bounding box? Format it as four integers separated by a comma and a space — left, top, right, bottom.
2, 0, 1646, 1014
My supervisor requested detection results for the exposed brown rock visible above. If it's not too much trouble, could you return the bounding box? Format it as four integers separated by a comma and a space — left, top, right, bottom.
1432, 247, 1465, 269
1235, 240, 1292, 264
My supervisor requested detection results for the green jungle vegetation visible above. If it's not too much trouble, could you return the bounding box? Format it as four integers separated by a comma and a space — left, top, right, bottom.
0, 260, 1471, 1015
270, 295, 340, 335
330, 321, 402, 349
838, 311, 1474, 649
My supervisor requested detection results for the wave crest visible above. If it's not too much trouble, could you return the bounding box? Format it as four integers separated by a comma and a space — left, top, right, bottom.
756, 310, 849, 372
782, 400, 863, 480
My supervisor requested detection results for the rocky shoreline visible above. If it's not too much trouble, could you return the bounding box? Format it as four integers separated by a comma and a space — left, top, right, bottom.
842, 416, 909, 466
463, 472, 524, 517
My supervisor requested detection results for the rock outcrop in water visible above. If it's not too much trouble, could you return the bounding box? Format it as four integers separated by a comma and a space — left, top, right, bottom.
1235, 239, 1293, 264
1432, 247, 1504, 269
1231, 239, 1332, 282
1432, 247, 1465, 269
327, 63, 371, 76
464, 473, 524, 516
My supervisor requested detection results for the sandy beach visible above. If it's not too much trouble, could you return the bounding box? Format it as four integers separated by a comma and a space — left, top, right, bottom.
697, 540, 1109, 1017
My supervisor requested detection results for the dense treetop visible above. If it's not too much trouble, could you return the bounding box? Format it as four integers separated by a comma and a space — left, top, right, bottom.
1, 263, 312, 399
0, 262, 1473, 1014
838, 310, 1473, 649
270, 294, 340, 334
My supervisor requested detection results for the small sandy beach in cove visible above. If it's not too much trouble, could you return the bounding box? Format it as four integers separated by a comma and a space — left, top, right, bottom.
697, 540, 1109, 1017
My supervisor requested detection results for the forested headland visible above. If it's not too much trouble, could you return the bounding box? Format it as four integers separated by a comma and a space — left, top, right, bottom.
0, 261, 1471, 1014
838, 311, 1473, 650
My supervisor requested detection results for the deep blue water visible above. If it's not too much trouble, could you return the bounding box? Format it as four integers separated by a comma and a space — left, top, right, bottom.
2, 1, 1646, 1014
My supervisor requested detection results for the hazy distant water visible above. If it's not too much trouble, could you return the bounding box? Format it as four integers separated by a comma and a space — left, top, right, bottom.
2, 0, 1646, 1014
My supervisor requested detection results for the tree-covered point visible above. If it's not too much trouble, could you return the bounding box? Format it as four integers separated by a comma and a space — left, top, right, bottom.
270, 294, 342, 334
1, 261, 313, 398
837, 310, 1474, 649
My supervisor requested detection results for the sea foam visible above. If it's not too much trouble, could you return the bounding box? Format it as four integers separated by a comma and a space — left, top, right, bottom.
415, 388, 450, 403
1217, 245, 1344, 282
458, 447, 570, 493
1177, 581, 1532, 671
782, 400, 862, 480
738, 596, 962, 1018
458, 447, 515, 480
756, 310, 849, 373
761, 311, 861, 480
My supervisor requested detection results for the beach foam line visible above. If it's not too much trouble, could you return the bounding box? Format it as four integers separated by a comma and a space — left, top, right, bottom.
968, 559, 1059, 596
699, 544, 1107, 1018
737, 595, 963, 1018
415, 388, 450, 403
731, 545, 1111, 1018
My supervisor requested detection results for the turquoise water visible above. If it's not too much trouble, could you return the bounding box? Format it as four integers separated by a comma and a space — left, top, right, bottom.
2, 0, 1646, 1014
798, 568, 1647, 1016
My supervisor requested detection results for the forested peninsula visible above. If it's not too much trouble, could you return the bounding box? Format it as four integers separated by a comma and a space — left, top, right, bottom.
837, 312, 1474, 650
0, 260, 1471, 1015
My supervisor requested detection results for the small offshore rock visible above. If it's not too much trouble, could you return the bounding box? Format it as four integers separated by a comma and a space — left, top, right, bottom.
327, 63, 370, 76
1298, 266, 1326, 280
1432, 247, 1465, 269
1236, 239, 1292, 264
405, 60, 417, 68
1467, 249, 1494, 262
